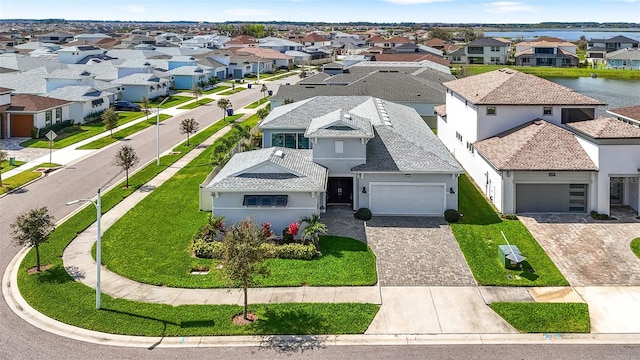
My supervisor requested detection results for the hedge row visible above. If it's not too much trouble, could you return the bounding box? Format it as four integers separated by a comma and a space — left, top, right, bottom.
191, 239, 316, 260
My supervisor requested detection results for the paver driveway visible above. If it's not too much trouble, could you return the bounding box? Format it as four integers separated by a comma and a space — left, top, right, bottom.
365, 217, 476, 286
519, 213, 640, 286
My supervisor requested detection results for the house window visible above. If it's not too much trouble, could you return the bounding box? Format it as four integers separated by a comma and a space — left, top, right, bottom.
561, 108, 595, 123
45, 110, 52, 127
543, 107, 553, 116
455, 131, 462, 143
486, 106, 497, 115
491, 46, 501, 52
490, 57, 500, 63
243, 195, 288, 207
55, 108, 62, 122
271, 133, 310, 149
522, 57, 530, 63
335, 140, 344, 154
452, 56, 461, 61
92, 99, 104, 107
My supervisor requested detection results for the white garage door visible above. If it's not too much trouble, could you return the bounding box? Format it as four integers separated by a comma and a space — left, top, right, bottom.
370, 183, 445, 215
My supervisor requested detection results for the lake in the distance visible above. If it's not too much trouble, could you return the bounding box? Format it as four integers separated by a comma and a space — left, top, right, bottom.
547, 77, 640, 115
484, 29, 640, 41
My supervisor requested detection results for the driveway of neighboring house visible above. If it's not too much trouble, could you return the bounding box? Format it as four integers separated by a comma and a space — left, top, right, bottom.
519, 210, 640, 286
365, 216, 476, 286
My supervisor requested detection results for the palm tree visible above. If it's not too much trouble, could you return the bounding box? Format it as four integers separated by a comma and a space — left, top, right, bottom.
300, 214, 327, 254
217, 98, 232, 120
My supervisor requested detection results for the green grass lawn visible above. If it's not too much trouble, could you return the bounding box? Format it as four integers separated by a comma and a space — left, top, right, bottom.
632, 238, 640, 259
219, 87, 247, 96
177, 98, 214, 109
203, 85, 230, 94
459, 65, 640, 80
1, 159, 26, 172
77, 114, 172, 149
245, 97, 271, 109
148, 96, 192, 108
0, 163, 60, 195
450, 175, 568, 286
20, 112, 145, 149
491, 302, 590, 333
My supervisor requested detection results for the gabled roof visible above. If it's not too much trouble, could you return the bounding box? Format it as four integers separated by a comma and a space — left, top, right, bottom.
305, 109, 374, 138
204, 147, 327, 192
236, 47, 293, 60
606, 47, 640, 60
46, 86, 113, 102
301, 33, 330, 43
224, 35, 258, 45
474, 120, 597, 171
607, 105, 640, 122
567, 117, 640, 139
111, 73, 169, 85
467, 37, 510, 47
6, 93, 71, 112
443, 68, 605, 106
369, 52, 450, 67
590, 35, 639, 44
165, 65, 211, 76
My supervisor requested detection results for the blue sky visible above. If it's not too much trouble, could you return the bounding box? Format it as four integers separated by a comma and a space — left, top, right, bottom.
1, 0, 638, 23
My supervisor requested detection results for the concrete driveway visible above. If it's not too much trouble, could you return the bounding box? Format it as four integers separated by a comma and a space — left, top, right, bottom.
365, 217, 476, 287
519, 213, 640, 286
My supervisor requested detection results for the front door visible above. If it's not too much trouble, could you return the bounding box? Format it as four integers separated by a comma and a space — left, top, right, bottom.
610, 180, 623, 205
327, 177, 353, 205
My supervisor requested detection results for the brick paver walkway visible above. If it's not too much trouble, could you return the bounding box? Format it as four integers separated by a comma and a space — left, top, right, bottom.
365, 217, 476, 287
519, 212, 640, 286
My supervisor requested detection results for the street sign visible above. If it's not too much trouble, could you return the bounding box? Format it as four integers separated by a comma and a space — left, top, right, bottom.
45, 130, 58, 141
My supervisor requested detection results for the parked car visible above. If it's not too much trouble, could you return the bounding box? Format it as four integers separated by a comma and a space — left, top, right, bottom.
113, 100, 141, 112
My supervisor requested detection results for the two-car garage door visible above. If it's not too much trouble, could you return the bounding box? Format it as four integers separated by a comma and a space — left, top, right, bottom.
516, 183, 587, 213
369, 183, 445, 216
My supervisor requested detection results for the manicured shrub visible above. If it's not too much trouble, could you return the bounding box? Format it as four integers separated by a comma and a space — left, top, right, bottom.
191, 239, 224, 259
501, 213, 518, 220
444, 209, 462, 223
260, 242, 316, 260
355, 208, 372, 221
281, 228, 295, 244
590, 210, 615, 221
193, 216, 226, 243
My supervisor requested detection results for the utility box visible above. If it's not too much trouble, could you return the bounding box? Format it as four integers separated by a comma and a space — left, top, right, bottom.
499, 245, 526, 269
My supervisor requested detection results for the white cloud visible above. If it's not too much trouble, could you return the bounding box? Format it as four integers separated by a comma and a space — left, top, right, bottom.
383, 0, 453, 4
483, 1, 537, 13
125, 5, 145, 13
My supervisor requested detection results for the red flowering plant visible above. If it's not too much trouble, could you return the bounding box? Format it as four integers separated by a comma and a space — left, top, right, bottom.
287, 222, 299, 236
261, 222, 274, 239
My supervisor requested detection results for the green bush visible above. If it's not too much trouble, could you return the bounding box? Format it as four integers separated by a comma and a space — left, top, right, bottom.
501, 213, 518, 220
444, 209, 461, 223
261, 242, 316, 260
193, 216, 226, 243
36, 119, 75, 138
590, 210, 616, 220
355, 208, 372, 221
190, 239, 225, 259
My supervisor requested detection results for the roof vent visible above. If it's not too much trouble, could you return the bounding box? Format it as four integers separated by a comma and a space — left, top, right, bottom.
274, 149, 285, 158
344, 113, 351, 119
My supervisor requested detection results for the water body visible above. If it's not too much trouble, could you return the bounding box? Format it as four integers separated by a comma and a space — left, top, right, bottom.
484, 29, 640, 42
547, 77, 640, 115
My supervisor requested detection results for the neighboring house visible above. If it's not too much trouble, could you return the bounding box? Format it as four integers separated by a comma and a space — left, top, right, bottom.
46, 86, 113, 123
514, 39, 579, 67
587, 35, 639, 65
205, 51, 267, 79
36, 32, 74, 44
605, 48, 640, 70
446, 47, 466, 65
301, 33, 332, 47
365, 36, 411, 49
73, 33, 112, 43
57, 45, 105, 64
273, 64, 455, 127
437, 68, 640, 216
462, 37, 510, 65
331, 37, 367, 55
201, 96, 462, 233
0, 93, 71, 137
110, 73, 170, 101
164, 65, 211, 90
607, 105, 640, 126
222, 35, 258, 49
284, 50, 312, 64
258, 37, 304, 53
236, 47, 293, 69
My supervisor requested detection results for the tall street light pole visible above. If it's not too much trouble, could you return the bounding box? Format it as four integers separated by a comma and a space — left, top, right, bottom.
156, 96, 170, 166
65, 189, 102, 309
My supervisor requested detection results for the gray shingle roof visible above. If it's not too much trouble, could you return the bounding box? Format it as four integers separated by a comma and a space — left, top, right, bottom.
474, 120, 598, 171
305, 109, 374, 138
204, 147, 327, 191
46, 86, 113, 102
443, 68, 605, 106
567, 117, 640, 139
467, 37, 509, 47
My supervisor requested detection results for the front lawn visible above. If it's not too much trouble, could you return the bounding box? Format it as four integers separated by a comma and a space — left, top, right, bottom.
1, 159, 26, 172
177, 98, 214, 109
451, 175, 568, 286
78, 114, 172, 149
0, 163, 60, 195
632, 238, 640, 259
491, 302, 590, 333
19, 112, 145, 149
101, 112, 377, 288
148, 96, 192, 108
203, 85, 230, 94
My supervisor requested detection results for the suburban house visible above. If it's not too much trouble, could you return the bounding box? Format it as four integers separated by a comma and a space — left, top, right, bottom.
605, 47, 640, 70
587, 35, 639, 65
0, 93, 71, 138
164, 65, 211, 90
110, 73, 170, 101
46, 86, 113, 122
258, 37, 304, 53
437, 68, 640, 216
300, 33, 332, 47
514, 38, 579, 67
451, 37, 510, 65
236, 47, 293, 70
36, 32, 74, 44
365, 36, 412, 49
222, 35, 258, 49
272, 64, 455, 128
200, 96, 463, 233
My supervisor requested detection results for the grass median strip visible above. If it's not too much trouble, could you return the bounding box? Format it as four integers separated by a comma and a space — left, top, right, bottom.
78, 114, 172, 149
219, 87, 247, 95
490, 302, 590, 333
451, 175, 568, 286
0, 163, 60, 195
20, 112, 145, 149
245, 98, 270, 109
203, 85, 230, 94
147, 95, 192, 108
178, 98, 214, 109
1, 160, 26, 172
